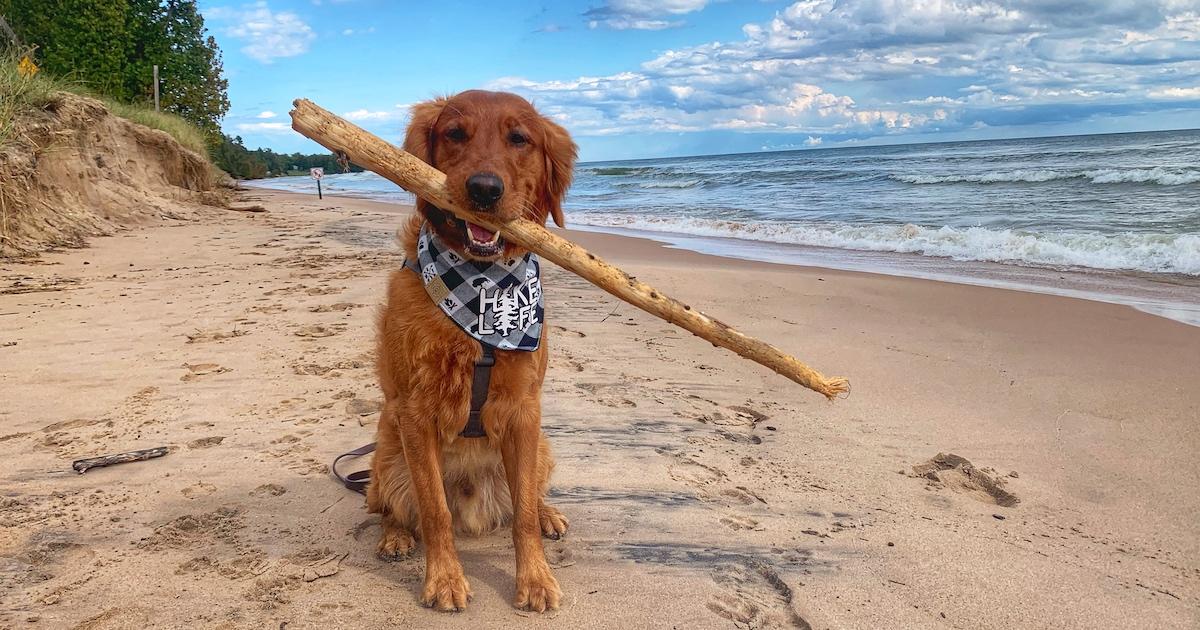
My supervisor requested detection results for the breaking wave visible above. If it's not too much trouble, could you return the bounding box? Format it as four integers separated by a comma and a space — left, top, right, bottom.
570, 214, 1200, 275
893, 167, 1200, 186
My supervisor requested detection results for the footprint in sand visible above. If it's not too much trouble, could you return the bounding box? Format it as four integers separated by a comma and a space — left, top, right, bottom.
308, 302, 364, 313
345, 398, 382, 417
187, 436, 225, 449
250, 484, 287, 498
181, 482, 217, 498
575, 382, 637, 408
185, 329, 249, 344
719, 514, 764, 531
304, 286, 343, 296
719, 486, 768, 506
707, 560, 811, 629
668, 459, 726, 487
181, 363, 231, 381
293, 324, 344, 338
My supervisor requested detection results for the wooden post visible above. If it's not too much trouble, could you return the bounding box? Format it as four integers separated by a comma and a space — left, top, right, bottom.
317, 178, 322, 200
153, 65, 160, 113
289, 99, 849, 399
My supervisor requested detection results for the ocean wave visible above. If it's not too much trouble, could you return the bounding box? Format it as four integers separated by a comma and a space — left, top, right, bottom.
893, 167, 1200, 186
587, 166, 660, 176
569, 214, 1200, 275
615, 179, 705, 189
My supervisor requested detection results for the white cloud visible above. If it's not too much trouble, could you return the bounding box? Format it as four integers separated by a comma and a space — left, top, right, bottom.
805, 136, 823, 146
236, 122, 291, 132
489, 0, 1200, 142
206, 2, 315, 64
343, 109, 395, 121
1149, 86, 1200, 99
256, 110, 277, 118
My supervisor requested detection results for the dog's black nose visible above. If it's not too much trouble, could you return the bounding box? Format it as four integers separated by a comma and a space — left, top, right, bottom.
466, 173, 504, 208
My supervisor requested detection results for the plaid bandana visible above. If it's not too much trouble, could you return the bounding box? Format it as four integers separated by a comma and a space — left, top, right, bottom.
406, 223, 543, 352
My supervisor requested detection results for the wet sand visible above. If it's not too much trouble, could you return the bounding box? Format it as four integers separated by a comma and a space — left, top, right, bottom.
1, 189, 1197, 628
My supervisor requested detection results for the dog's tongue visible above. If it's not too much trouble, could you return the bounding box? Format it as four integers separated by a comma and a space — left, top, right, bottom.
467, 222, 496, 242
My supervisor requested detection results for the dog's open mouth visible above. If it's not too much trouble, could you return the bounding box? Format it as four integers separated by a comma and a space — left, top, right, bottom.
464, 221, 504, 258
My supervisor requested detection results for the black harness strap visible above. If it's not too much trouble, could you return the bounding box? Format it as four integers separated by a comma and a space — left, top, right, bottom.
463, 344, 495, 438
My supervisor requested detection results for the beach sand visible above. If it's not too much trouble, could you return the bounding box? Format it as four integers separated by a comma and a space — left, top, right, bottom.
1, 189, 1197, 629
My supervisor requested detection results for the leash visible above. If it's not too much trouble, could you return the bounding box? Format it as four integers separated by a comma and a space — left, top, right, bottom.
331, 255, 500, 494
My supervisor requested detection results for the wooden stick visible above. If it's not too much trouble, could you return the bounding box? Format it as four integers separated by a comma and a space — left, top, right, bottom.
290, 99, 849, 399
72, 446, 169, 474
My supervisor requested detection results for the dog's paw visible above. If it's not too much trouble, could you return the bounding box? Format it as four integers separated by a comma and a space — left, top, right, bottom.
421, 565, 472, 612
376, 527, 415, 561
515, 567, 562, 612
539, 504, 569, 540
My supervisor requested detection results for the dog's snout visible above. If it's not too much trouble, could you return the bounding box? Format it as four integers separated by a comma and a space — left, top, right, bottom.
466, 173, 504, 208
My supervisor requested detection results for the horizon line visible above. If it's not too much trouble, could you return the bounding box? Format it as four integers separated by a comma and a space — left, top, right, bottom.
577, 126, 1200, 165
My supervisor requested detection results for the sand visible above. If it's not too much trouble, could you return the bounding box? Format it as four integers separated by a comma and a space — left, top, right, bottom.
1, 189, 1197, 629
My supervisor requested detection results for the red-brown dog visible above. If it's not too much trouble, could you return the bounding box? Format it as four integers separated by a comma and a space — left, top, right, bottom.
367, 90, 577, 613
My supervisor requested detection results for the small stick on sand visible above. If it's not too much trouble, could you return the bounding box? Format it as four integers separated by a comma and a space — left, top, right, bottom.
72, 446, 169, 474
289, 99, 849, 399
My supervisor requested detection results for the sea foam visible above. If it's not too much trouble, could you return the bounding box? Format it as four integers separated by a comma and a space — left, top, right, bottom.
570, 214, 1200, 276
893, 167, 1200, 186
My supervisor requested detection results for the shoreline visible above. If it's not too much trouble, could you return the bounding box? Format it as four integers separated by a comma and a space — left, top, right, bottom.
246, 184, 1200, 327
3, 188, 1197, 628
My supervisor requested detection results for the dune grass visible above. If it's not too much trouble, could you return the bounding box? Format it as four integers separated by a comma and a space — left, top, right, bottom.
0, 48, 67, 145
1, 49, 210, 158
103, 101, 210, 156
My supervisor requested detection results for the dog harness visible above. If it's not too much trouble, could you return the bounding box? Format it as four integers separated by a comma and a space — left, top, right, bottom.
331, 222, 545, 493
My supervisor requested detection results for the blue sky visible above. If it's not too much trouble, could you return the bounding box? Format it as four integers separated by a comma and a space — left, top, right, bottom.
200, 0, 1200, 161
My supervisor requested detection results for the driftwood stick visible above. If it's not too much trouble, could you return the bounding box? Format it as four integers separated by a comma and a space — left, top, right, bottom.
290, 98, 849, 399
72, 446, 169, 474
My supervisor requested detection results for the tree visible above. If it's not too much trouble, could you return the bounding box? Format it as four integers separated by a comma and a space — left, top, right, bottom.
1, 0, 229, 141
121, 0, 169, 104
156, 1, 228, 138
1, 0, 129, 96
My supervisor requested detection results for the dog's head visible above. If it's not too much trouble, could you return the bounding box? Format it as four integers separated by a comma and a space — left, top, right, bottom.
403, 90, 577, 261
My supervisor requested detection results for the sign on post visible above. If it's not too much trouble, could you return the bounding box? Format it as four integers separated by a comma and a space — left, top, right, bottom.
310, 167, 324, 199
17, 56, 38, 77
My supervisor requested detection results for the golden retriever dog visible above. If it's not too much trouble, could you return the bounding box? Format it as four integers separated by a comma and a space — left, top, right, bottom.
366, 90, 577, 613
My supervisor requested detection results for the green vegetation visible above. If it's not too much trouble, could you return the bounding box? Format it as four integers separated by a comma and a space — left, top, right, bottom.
105, 100, 209, 156
0, 48, 65, 143
0, 0, 229, 137
213, 134, 365, 179
1, 47, 208, 157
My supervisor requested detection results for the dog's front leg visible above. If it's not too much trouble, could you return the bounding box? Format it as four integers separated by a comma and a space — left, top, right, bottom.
398, 411, 470, 611
501, 407, 562, 612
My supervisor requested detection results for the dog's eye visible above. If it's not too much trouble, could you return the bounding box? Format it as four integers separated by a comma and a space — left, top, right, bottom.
446, 127, 467, 142
508, 131, 528, 146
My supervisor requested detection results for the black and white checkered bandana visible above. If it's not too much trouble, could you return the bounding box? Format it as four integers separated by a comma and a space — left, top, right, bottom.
405, 223, 543, 352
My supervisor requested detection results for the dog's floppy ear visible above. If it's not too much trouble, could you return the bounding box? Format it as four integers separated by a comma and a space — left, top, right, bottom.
537, 115, 577, 228
403, 98, 449, 166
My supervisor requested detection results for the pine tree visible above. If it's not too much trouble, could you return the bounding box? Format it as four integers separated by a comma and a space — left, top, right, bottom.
157, 1, 229, 139
493, 288, 519, 337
